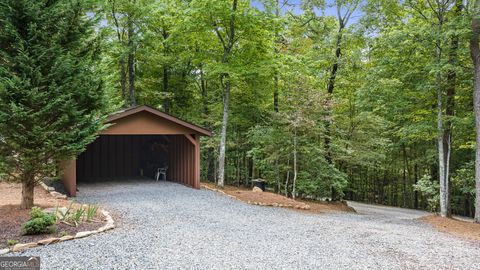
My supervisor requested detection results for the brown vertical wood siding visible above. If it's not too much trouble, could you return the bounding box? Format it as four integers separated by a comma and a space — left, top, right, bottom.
166, 135, 197, 188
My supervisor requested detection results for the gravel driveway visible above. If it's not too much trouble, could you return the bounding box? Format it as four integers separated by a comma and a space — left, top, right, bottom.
17, 180, 480, 269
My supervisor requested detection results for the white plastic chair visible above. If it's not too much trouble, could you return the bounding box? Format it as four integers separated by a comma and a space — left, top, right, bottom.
155, 167, 168, 181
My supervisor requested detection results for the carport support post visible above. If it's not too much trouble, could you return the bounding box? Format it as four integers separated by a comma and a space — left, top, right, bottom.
60, 159, 77, 196
195, 135, 200, 188
184, 134, 201, 189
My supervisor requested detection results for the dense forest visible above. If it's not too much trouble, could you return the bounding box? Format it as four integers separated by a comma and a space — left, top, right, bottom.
1, 0, 480, 219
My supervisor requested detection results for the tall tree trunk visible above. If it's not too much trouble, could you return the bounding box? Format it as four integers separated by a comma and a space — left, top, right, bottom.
20, 172, 34, 209
111, 1, 127, 106
402, 144, 408, 207
435, 17, 450, 217
273, 1, 280, 191
197, 63, 215, 182
393, 176, 398, 206
273, 1, 280, 113
470, 0, 480, 223
285, 157, 290, 196
441, 0, 462, 216
324, 33, 342, 201
275, 159, 280, 193
162, 29, 170, 113
274, 74, 279, 112
292, 129, 297, 200
438, 110, 450, 217
216, 0, 237, 188
217, 77, 230, 188
414, 163, 419, 209
326, 28, 343, 96
163, 66, 170, 113
119, 59, 127, 104
273, 69, 280, 192
127, 13, 136, 106
247, 156, 253, 186
235, 132, 241, 186
199, 66, 215, 183
324, 28, 342, 165
324, 11, 346, 201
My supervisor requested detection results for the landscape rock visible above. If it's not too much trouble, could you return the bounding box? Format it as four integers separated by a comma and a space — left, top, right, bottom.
75, 231, 96, 238
12, 242, 37, 252
252, 186, 263, 193
50, 191, 67, 199
37, 237, 60, 245
43, 207, 68, 216
102, 210, 114, 222
301, 205, 311, 210
97, 224, 115, 232
59, 235, 74, 241
0, 248, 10, 255
40, 182, 55, 191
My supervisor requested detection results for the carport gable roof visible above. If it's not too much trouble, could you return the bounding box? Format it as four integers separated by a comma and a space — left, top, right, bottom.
104, 105, 213, 136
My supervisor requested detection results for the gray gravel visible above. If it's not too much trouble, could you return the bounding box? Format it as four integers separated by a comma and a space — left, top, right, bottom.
16, 180, 480, 269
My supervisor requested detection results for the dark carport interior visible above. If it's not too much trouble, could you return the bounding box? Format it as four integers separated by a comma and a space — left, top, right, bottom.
77, 135, 194, 183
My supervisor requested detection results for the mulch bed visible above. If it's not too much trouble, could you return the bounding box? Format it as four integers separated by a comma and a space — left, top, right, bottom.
202, 182, 356, 214
299, 199, 356, 214
0, 182, 104, 249
420, 215, 480, 242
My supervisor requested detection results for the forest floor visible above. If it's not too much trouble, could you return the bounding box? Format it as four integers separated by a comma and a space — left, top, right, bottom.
0, 182, 103, 249
201, 182, 356, 214
420, 215, 480, 242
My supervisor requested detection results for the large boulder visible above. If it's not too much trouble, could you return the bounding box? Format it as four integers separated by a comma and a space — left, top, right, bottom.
252, 186, 263, 193
43, 207, 68, 216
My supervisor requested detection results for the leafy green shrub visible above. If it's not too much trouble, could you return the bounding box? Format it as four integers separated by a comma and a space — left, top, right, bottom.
29, 207, 47, 219
21, 207, 56, 235
6, 239, 18, 246
413, 174, 439, 212
452, 161, 476, 197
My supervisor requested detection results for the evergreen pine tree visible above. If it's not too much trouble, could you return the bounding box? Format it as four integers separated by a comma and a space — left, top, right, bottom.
0, 0, 104, 208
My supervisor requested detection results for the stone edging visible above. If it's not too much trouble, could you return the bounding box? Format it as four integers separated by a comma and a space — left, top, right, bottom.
39, 180, 67, 199
201, 184, 311, 210
0, 182, 116, 255
0, 210, 115, 255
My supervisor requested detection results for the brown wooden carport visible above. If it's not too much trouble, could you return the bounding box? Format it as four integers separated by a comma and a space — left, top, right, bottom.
60, 106, 212, 196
